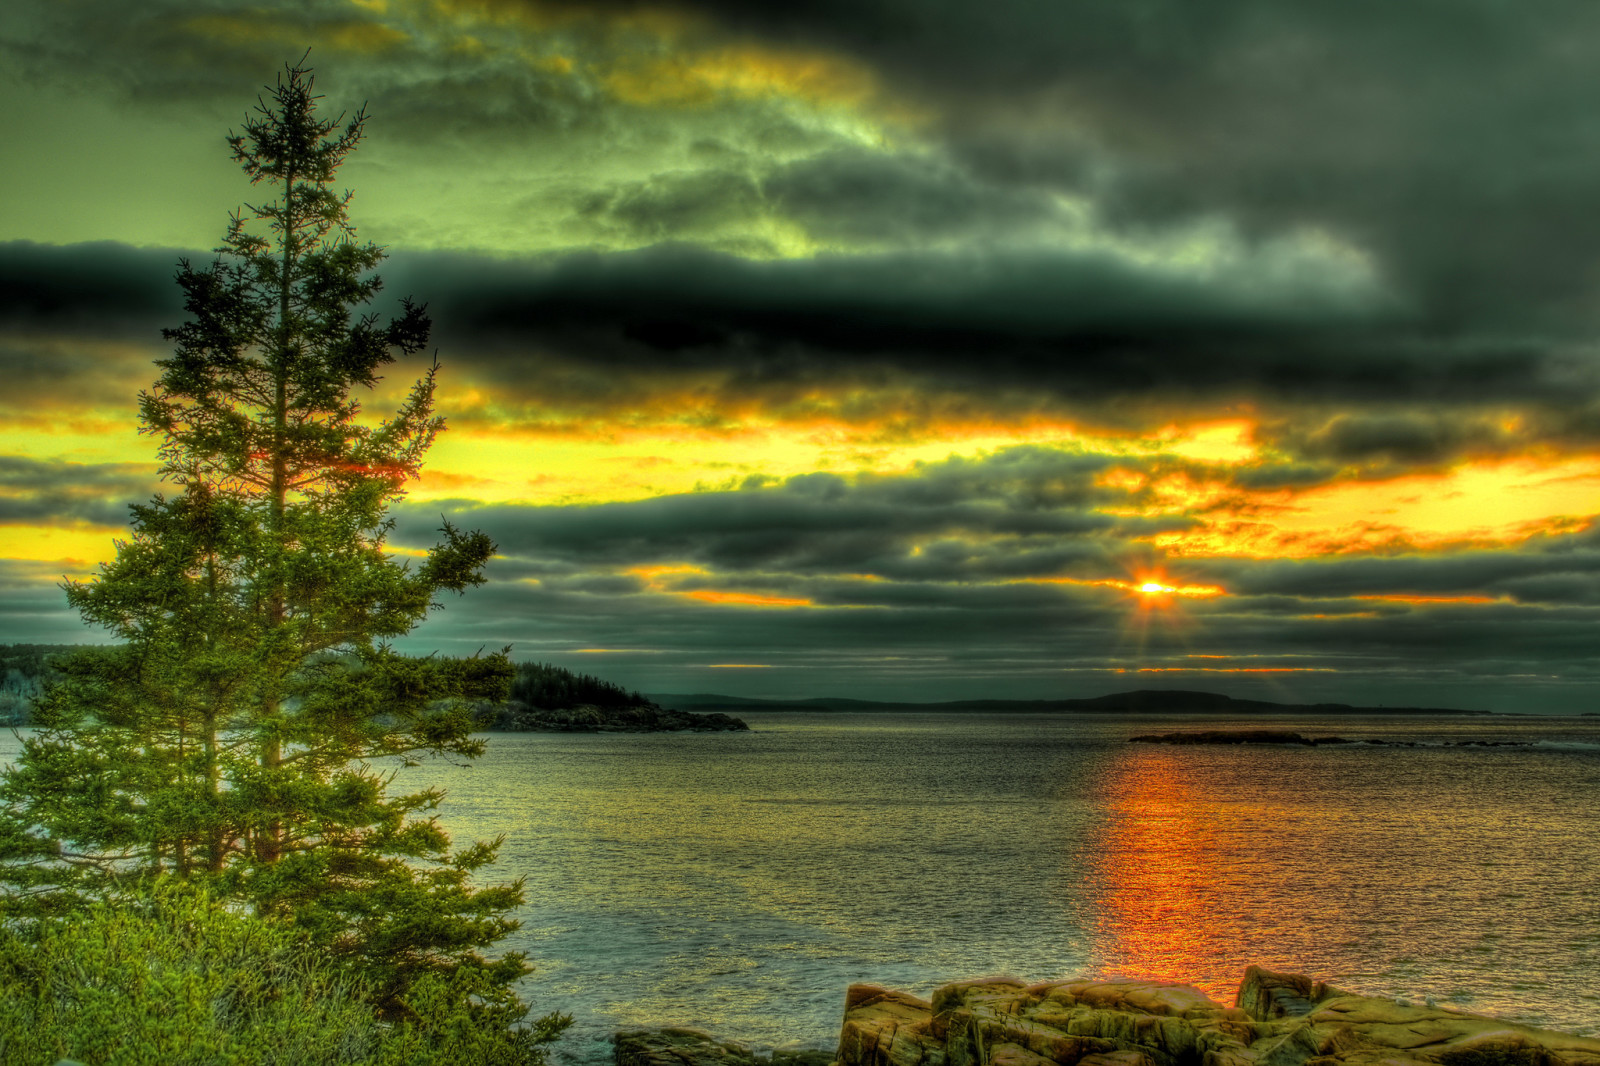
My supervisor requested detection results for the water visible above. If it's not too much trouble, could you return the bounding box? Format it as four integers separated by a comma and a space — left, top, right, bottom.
390, 712, 1600, 1063
7, 713, 1600, 1061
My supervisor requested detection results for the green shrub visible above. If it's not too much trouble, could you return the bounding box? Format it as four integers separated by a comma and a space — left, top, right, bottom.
0, 887, 569, 1066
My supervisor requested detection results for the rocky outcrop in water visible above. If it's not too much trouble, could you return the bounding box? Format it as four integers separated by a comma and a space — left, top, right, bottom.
1129, 731, 1333, 746
1128, 731, 1528, 748
832, 968, 1600, 1066
479, 700, 748, 732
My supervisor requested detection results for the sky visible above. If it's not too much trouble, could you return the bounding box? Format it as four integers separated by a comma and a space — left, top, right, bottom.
5, 1, 1600, 711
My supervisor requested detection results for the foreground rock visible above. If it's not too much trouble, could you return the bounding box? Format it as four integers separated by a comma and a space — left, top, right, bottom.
480, 701, 748, 732
834, 967, 1600, 1066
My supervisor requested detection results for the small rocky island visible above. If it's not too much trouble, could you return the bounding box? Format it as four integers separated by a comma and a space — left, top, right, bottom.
617, 967, 1600, 1066
1129, 730, 1528, 748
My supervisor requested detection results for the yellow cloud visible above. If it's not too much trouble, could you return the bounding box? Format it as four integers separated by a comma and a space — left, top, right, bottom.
1151, 419, 1259, 464
1353, 593, 1506, 607
1128, 666, 1339, 674
420, 389, 1270, 507
0, 526, 121, 567
1154, 455, 1600, 558
685, 589, 813, 608
626, 564, 813, 609
183, 13, 409, 53
602, 45, 879, 112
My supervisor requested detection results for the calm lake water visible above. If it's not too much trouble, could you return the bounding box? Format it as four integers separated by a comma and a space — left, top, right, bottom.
397, 712, 1600, 1063
7, 712, 1600, 1062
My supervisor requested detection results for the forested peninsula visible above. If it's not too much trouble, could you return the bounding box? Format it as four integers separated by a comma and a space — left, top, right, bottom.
0, 647, 746, 733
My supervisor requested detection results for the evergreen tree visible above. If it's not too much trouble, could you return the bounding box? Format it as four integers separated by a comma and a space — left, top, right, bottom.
0, 60, 553, 1034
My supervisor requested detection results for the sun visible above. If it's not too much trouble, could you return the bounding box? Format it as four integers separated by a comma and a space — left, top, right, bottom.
1128, 573, 1225, 608
1135, 579, 1177, 609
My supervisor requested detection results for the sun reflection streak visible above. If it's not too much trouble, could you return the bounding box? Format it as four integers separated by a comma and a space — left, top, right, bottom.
1086, 747, 1234, 995
1083, 745, 1374, 1002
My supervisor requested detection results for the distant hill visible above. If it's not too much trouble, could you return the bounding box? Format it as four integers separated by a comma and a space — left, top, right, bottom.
648, 688, 1490, 716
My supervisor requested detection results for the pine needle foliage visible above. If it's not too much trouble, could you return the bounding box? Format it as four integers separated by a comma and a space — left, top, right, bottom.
0, 59, 559, 1044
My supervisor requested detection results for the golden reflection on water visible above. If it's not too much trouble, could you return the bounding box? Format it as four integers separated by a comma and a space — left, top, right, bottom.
1083, 744, 1361, 1005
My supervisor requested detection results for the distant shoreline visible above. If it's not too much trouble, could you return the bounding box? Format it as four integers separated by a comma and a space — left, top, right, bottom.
649, 687, 1496, 716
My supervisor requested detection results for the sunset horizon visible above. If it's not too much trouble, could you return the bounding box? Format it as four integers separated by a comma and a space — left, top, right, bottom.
8, 2, 1600, 713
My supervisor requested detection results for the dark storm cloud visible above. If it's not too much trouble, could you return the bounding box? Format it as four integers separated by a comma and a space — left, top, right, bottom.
760, 148, 1059, 248
601, 0, 1600, 331
1231, 601, 1600, 661
0, 242, 202, 412
1243, 405, 1600, 474
16, 2, 1600, 420
0, 239, 1471, 419
21, 0, 1600, 346
393, 245, 1591, 408
0, 332, 152, 411
0, 457, 156, 528
394, 448, 1178, 581
1263, 411, 1518, 468
1227, 462, 1340, 490
0, 242, 183, 334
579, 169, 769, 250
1194, 535, 1600, 608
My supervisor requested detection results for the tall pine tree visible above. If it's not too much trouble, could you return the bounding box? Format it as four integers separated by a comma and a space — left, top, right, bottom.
0, 59, 545, 1025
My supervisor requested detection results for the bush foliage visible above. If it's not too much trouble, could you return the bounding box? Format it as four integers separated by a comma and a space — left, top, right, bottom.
0, 887, 569, 1065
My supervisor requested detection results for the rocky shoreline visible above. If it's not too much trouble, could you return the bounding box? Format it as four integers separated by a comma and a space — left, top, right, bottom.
616, 967, 1600, 1066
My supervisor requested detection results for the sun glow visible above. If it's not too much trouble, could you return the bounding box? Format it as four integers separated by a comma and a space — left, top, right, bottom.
1131, 574, 1225, 604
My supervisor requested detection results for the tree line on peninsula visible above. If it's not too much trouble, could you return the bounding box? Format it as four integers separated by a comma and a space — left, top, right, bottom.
0, 649, 646, 727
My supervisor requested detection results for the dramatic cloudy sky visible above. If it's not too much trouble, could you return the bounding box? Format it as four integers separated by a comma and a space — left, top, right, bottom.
6, 1, 1600, 710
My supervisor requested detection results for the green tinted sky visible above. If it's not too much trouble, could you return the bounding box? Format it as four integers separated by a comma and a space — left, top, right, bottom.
6, 1, 1600, 709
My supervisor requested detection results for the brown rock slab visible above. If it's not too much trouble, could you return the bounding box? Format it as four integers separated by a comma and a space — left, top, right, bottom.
832, 969, 1600, 1066
838, 985, 947, 1066
988, 1044, 1061, 1066
1239, 968, 1352, 1022
1078, 1052, 1157, 1066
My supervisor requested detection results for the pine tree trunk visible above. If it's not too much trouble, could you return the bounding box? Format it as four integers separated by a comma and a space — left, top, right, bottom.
258, 165, 295, 867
